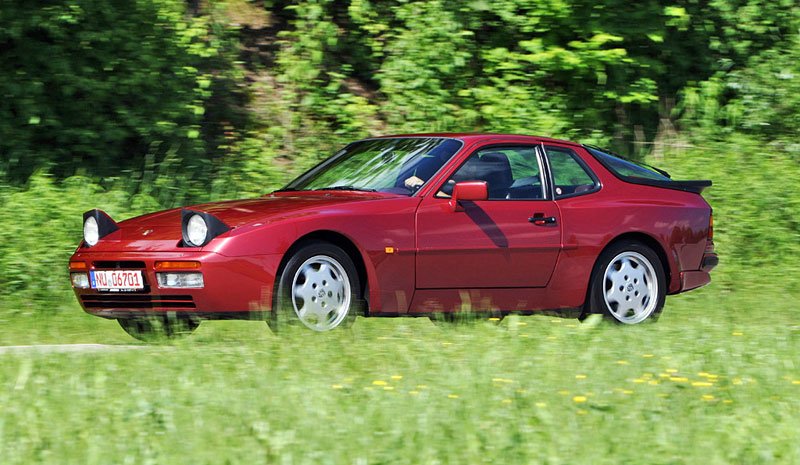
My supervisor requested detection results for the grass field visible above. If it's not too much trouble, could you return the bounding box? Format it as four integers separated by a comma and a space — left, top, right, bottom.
1, 277, 798, 465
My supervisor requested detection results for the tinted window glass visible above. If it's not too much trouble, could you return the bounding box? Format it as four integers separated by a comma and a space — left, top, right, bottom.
546, 147, 597, 198
439, 146, 544, 200
586, 147, 670, 181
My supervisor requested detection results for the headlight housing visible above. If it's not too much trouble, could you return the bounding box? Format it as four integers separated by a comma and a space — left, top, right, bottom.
82, 210, 119, 247
181, 209, 230, 247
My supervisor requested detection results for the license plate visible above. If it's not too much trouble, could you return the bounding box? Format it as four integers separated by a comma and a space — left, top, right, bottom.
90, 270, 144, 291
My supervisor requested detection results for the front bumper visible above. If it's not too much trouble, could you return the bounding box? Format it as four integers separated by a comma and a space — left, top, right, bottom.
70, 250, 282, 318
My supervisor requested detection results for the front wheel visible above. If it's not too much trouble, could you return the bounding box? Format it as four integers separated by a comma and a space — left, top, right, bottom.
269, 241, 363, 333
117, 314, 200, 342
585, 240, 666, 324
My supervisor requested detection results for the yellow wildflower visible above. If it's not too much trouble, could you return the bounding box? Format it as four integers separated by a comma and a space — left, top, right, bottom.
573, 396, 587, 403
692, 381, 713, 387
390, 375, 403, 380
701, 394, 715, 401
575, 374, 587, 380
372, 380, 387, 386
331, 384, 344, 390
447, 394, 459, 399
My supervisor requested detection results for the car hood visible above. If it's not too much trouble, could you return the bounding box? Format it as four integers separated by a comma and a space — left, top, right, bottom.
118, 192, 395, 237
79, 192, 399, 252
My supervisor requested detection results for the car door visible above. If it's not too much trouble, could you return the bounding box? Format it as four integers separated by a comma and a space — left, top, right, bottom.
415, 144, 561, 289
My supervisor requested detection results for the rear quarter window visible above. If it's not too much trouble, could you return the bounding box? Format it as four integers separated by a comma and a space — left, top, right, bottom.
586, 147, 670, 181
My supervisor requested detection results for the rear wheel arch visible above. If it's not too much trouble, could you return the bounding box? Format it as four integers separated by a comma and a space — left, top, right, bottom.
275, 230, 370, 312
582, 232, 670, 322
596, 232, 671, 286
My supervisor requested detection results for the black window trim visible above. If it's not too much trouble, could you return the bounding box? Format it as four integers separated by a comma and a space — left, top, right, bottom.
432, 143, 551, 201
543, 144, 602, 200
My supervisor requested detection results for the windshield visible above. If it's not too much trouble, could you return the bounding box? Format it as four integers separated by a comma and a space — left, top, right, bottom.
585, 146, 671, 181
282, 138, 463, 195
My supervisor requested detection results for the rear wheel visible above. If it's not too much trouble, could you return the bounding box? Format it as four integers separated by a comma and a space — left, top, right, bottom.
117, 314, 200, 342
269, 241, 362, 333
585, 240, 666, 324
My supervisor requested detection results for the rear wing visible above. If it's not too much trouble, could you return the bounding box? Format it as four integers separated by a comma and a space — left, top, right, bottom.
614, 177, 711, 194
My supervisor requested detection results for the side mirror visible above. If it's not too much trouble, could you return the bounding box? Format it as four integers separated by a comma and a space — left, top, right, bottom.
449, 181, 488, 212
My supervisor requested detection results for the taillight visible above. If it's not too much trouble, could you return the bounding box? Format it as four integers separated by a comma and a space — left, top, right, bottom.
708, 212, 714, 241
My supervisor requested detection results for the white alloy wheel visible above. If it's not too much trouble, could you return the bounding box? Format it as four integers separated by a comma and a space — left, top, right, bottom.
291, 255, 352, 331
602, 251, 658, 324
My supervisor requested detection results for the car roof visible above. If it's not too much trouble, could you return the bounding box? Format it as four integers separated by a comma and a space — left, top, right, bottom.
369, 133, 583, 148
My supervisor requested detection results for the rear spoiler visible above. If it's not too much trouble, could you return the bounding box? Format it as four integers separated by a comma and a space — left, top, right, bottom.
617, 177, 712, 194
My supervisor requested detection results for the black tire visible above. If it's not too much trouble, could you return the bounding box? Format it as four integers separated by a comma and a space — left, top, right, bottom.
268, 241, 363, 333
584, 240, 666, 324
117, 314, 200, 342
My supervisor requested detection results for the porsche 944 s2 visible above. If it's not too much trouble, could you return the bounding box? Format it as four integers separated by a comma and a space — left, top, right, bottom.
69, 134, 718, 339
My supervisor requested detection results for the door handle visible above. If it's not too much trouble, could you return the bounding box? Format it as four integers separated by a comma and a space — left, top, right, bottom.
528, 214, 557, 225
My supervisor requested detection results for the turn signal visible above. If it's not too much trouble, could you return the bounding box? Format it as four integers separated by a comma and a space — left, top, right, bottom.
154, 261, 201, 270
708, 213, 714, 241
69, 261, 88, 271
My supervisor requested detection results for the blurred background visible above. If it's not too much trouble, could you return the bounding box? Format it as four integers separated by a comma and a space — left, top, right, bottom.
1, 0, 798, 310
0, 1, 798, 463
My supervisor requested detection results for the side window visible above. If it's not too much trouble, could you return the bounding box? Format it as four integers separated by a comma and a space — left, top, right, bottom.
546, 147, 598, 198
438, 146, 544, 200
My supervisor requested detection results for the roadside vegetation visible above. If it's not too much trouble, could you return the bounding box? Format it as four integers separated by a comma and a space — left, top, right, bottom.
0, 1, 798, 463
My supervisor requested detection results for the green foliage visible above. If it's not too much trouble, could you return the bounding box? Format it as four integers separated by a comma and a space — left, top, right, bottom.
0, 0, 247, 185
1, 0, 800, 311
1, 288, 799, 463
654, 135, 800, 290
0, 174, 159, 308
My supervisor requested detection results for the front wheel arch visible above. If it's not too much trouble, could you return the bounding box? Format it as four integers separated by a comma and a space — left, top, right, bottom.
274, 231, 370, 314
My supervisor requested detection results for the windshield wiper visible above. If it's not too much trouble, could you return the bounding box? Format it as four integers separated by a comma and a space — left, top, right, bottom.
311, 185, 378, 192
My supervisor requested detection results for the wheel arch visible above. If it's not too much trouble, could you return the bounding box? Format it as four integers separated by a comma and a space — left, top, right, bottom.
275, 230, 371, 313
594, 232, 672, 289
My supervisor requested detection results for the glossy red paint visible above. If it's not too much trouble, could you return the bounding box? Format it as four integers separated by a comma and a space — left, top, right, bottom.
69, 133, 716, 320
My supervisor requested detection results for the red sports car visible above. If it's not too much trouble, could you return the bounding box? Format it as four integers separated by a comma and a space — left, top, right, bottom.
69, 134, 717, 339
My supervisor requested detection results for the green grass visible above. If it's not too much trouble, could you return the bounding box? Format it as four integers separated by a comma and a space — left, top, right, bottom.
1, 281, 798, 464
